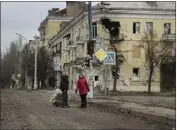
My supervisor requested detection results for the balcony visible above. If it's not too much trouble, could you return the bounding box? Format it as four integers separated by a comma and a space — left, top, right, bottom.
52, 50, 61, 57
162, 34, 176, 41
76, 36, 84, 45
75, 54, 85, 65
68, 40, 77, 48
56, 50, 61, 55
63, 47, 70, 51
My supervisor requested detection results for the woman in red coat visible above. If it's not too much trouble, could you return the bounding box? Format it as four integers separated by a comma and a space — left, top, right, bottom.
75, 74, 90, 108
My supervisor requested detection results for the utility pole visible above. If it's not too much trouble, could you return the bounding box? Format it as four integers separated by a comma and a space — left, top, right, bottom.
88, 1, 93, 71
88, 1, 94, 98
34, 46, 38, 90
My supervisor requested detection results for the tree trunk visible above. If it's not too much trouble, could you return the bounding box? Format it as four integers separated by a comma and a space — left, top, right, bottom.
112, 48, 118, 92
113, 76, 117, 92
148, 68, 153, 93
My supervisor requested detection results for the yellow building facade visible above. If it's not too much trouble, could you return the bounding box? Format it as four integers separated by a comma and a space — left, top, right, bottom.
49, 2, 175, 92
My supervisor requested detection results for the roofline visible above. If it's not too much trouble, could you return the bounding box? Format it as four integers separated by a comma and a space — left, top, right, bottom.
49, 6, 175, 45
38, 16, 73, 31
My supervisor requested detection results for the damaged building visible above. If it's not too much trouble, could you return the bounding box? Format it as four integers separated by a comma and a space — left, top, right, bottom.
48, 1, 175, 92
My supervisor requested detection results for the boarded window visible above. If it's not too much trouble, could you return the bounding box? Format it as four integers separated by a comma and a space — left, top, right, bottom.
132, 45, 141, 58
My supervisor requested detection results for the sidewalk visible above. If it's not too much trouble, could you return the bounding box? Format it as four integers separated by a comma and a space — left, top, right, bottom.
88, 98, 175, 126
70, 91, 175, 126
95, 95, 176, 110
36, 89, 176, 126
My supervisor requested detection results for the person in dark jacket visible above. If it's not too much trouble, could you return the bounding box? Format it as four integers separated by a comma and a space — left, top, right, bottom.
60, 72, 69, 108
75, 74, 90, 108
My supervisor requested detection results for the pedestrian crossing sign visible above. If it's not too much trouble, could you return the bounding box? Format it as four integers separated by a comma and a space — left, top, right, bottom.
104, 52, 116, 65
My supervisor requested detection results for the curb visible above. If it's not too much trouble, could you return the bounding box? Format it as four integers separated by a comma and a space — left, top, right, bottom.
87, 101, 175, 127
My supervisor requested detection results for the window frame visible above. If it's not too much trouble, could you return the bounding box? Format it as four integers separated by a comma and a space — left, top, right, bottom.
133, 22, 140, 34
132, 68, 140, 80
95, 76, 99, 81
164, 23, 171, 35
145, 22, 153, 34
92, 22, 98, 39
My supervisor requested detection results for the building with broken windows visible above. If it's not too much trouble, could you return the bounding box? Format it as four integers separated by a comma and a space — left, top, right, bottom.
49, 2, 175, 92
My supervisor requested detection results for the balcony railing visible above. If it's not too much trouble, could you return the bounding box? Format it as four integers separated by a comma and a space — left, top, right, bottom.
63, 40, 70, 51
162, 34, 176, 41
69, 40, 77, 48
76, 36, 84, 45
56, 50, 61, 55
76, 36, 83, 42
52, 50, 61, 57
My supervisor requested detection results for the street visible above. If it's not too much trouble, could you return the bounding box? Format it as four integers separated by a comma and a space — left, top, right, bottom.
1, 89, 173, 129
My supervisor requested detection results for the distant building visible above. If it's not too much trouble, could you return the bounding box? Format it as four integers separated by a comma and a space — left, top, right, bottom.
38, 2, 87, 87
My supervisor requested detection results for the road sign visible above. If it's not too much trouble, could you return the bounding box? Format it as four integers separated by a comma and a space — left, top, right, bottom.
54, 63, 60, 71
104, 52, 116, 65
95, 48, 107, 62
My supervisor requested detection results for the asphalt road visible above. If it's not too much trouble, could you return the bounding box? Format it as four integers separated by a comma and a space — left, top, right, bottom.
1, 89, 173, 129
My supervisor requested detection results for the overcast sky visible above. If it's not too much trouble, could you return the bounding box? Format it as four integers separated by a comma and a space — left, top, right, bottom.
1, 2, 99, 54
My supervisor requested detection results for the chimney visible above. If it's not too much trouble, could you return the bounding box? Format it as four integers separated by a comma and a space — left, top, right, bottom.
66, 2, 86, 17
52, 8, 59, 12
48, 8, 60, 16
48, 9, 53, 16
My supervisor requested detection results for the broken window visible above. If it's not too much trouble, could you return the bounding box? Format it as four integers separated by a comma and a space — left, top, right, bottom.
133, 22, 140, 34
145, 22, 153, 34
95, 76, 98, 81
133, 68, 140, 80
164, 23, 171, 35
92, 22, 97, 39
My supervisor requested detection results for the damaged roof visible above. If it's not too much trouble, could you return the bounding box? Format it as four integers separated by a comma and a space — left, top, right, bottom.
93, 2, 175, 10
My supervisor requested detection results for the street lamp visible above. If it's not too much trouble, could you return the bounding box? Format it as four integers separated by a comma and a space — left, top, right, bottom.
16, 33, 28, 89
34, 44, 38, 90
32, 37, 40, 90
16, 33, 28, 44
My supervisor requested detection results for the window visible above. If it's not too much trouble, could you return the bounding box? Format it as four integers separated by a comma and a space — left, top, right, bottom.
132, 45, 141, 58
145, 22, 153, 34
78, 28, 81, 36
164, 23, 171, 35
56, 43, 61, 51
133, 68, 140, 80
95, 76, 98, 81
92, 22, 97, 39
133, 22, 140, 34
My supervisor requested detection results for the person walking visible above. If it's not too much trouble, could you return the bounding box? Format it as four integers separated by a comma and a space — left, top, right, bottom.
60, 72, 69, 108
75, 74, 90, 108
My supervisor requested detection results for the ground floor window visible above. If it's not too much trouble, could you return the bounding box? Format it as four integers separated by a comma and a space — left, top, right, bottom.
95, 76, 98, 81
133, 68, 140, 80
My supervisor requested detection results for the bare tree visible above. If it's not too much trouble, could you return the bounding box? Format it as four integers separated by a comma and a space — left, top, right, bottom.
37, 47, 54, 88
139, 31, 174, 92
1, 37, 23, 85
